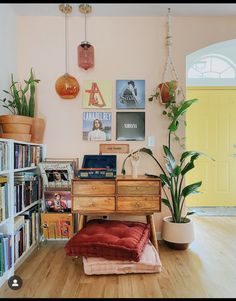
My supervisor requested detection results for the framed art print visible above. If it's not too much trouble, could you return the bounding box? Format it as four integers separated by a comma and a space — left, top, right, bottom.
116, 112, 145, 141
116, 80, 145, 109
83, 111, 112, 141
83, 80, 112, 109
39, 162, 74, 189
44, 190, 71, 213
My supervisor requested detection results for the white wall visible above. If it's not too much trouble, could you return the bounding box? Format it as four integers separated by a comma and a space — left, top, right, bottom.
0, 4, 17, 115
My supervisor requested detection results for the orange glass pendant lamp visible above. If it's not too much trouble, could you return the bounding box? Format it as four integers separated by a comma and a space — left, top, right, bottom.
55, 4, 80, 99
55, 73, 80, 99
78, 4, 94, 70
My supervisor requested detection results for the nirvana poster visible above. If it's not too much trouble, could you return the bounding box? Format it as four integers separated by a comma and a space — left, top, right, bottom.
83, 80, 112, 109
116, 112, 145, 141
83, 111, 112, 141
116, 80, 145, 109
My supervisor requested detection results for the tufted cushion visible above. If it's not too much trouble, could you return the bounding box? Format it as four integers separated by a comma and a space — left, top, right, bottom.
64, 219, 150, 262
83, 241, 162, 275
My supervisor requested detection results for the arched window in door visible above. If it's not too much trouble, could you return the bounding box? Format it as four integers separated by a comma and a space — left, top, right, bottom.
187, 54, 236, 86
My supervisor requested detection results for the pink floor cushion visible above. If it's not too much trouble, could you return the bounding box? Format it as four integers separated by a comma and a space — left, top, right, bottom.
82, 240, 162, 275
64, 219, 150, 262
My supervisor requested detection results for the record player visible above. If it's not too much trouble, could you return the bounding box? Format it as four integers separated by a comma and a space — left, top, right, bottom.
78, 155, 117, 179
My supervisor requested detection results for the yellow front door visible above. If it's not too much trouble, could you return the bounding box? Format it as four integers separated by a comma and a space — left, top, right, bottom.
186, 87, 236, 207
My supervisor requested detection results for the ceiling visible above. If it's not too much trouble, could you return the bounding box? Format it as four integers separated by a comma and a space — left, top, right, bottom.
8, 3, 236, 17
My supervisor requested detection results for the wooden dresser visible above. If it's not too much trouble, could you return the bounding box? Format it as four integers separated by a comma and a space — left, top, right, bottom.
71, 175, 161, 250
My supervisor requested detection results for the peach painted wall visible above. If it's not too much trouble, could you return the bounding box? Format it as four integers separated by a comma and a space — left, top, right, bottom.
16, 15, 236, 233
0, 4, 17, 115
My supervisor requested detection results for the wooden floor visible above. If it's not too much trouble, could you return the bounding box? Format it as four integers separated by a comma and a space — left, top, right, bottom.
1, 216, 236, 298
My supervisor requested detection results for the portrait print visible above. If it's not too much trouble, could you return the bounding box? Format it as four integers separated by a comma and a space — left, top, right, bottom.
83, 111, 112, 141
116, 80, 145, 109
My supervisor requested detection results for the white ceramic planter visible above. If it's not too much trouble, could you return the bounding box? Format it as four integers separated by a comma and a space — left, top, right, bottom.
162, 216, 194, 250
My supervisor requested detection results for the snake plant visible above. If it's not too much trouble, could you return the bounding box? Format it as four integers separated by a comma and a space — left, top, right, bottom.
0, 68, 40, 117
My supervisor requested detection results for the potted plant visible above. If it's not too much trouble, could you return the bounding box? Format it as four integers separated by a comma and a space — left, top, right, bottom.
122, 89, 213, 250
149, 80, 178, 104
0, 68, 44, 143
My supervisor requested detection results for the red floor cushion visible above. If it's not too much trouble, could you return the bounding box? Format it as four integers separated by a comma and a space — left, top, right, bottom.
64, 219, 150, 262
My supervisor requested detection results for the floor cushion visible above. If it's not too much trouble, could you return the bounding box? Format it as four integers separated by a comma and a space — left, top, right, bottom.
64, 219, 150, 262
82, 240, 162, 275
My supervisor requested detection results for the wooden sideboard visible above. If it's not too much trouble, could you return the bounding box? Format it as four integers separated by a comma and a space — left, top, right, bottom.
71, 175, 161, 250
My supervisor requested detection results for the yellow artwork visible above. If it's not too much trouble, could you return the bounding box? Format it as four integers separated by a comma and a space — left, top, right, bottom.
83, 80, 112, 109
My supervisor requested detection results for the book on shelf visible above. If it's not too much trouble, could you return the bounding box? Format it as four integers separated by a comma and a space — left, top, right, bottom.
0, 177, 9, 222
14, 143, 43, 169
0, 233, 12, 276
13, 206, 39, 261
41, 212, 73, 239
0, 141, 8, 171
14, 172, 42, 214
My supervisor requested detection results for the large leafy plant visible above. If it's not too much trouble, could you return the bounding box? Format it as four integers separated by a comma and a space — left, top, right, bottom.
0, 68, 40, 117
122, 91, 211, 223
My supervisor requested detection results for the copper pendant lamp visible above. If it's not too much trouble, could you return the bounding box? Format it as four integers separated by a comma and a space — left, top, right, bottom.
78, 4, 94, 70
55, 4, 80, 99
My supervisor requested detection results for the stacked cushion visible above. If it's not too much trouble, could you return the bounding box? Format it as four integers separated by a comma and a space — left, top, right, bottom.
64, 219, 150, 262
82, 240, 162, 275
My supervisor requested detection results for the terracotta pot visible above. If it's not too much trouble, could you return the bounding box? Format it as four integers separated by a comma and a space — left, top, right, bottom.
0, 133, 31, 142
30, 117, 46, 144
161, 216, 194, 250
0, 115, 33, 134
158, 81, 178, 104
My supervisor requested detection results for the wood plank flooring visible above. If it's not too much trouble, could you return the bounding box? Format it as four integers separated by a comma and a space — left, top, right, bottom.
0, 216, 236, 298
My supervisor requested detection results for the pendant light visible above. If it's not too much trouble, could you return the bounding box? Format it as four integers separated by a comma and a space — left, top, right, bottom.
78, 4, 94, 70
55, 4, 80, 99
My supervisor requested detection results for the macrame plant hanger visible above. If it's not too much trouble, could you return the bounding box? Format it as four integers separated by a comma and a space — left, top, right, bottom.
159, 8, 185, 104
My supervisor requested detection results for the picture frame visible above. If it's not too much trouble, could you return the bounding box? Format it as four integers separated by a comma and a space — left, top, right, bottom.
116, 112, 145, 141
83, 80, 112, 109
83, 111, 112, 141
116, 80, 145, 109
44, 158, 79, 173
44, 190, 71, 213
39, 161, 75, 190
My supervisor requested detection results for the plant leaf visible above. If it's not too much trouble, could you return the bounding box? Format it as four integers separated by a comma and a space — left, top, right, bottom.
182, 181, 202, 198
162, 198, 172, 210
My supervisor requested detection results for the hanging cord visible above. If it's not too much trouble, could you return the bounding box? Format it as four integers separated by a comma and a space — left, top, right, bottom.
64, 10, 68, 74
162, 8, 185, 99
84, 9, 87, 42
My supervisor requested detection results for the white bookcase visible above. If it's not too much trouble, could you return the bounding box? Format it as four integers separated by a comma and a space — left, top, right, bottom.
0, 138, 46, 288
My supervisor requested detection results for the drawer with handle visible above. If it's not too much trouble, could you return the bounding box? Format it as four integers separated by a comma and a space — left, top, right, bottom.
117, 180, 160, 195
72, 180, 116, 195
117, 196, 161, 211
73, 196, 115, 212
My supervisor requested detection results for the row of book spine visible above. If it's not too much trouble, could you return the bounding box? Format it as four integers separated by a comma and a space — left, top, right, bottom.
14, 207, 39, 263
0, 234, 12, 276
0, 141, 8, 172
14, 144, 43, 170
14, 173, 43, 215
0, 177, 9, 223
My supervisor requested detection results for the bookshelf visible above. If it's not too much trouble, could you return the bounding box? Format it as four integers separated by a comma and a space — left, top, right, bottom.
0, 138, 46, 288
